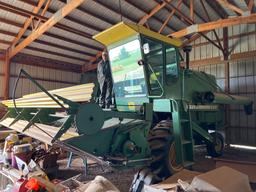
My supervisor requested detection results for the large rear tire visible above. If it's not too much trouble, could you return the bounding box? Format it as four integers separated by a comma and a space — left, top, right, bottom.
148, 120, 183, 179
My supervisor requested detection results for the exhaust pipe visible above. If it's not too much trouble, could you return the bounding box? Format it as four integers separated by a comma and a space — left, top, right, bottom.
183, 46, 192, 69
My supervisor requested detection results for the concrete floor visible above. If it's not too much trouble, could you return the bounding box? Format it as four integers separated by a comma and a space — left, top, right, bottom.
55, 146, 256, 191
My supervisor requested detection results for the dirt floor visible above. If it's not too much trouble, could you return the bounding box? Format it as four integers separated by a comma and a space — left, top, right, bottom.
55, 146, 256, 191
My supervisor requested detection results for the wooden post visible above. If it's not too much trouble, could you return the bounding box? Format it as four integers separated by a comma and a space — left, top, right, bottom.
190, 0, 194, 22
3, 49, 10, 99
223, 27, 229, 93
223, 27, 230, 145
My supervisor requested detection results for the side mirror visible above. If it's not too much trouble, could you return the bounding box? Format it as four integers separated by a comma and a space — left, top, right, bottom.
138, 59, 145, 66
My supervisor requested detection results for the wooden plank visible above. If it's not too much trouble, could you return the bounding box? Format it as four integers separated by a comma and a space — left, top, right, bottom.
34, 0, 52, 29
138, 0, 172, 25
190, 0, 194, 22
1, 83, 94, 108
247, 0, 254, 12
10, 0, 45, 49
216, 0, 245, 15
171, 13, 256, 38
3, 49, 10, 99
158, 0, 182, 33
10, 0, 85, 58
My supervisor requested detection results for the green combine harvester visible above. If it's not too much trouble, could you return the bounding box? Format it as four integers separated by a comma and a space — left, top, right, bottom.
0, 22, 253, 183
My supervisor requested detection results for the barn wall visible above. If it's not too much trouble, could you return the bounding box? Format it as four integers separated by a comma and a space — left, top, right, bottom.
9, 62, 81, 98
189, 24, 256, 146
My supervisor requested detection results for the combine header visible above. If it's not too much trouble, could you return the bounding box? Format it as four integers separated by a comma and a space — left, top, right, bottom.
0, 22, 253, 182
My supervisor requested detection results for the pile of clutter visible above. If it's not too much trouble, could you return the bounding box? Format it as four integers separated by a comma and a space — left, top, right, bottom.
143, 166, 253, 192
0, 131, 64, 192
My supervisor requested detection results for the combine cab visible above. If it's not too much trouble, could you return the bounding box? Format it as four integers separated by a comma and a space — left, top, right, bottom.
0, 22, 253, 181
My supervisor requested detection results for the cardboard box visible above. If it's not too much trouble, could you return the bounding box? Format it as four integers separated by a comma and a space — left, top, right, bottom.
146, 166, 252, 192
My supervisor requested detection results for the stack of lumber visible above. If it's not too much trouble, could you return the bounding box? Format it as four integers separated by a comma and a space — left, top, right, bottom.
1, 83, 94, 108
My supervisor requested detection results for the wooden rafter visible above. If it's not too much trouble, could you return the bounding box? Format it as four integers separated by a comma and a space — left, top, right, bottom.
34, 0, 52, 30
0, 1, 91, 39
84, 0, 177, 72
158, 0, 182, 33
93, 0, 137, 23
216, 0, 245, 15
190, 0, 194, 22
200, 0, 223, 51
10, 0, 45, 50
10, 0, 85, 58
206, 0, 228, 19
3, 49, 10, 99
247, 0, 254, 12
171, 13, 256, 38
162, 0, 222, 50
139, 0, 172, 25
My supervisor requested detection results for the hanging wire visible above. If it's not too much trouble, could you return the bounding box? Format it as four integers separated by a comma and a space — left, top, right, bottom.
119, 0, 123, 21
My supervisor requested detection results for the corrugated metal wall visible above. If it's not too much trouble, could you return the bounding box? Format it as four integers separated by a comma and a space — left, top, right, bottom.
0, 61, 81, 98
9, 62, 81, 98
190, 24, 256, 146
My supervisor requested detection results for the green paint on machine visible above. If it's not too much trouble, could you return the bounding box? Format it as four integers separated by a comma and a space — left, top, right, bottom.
0, 22, 253, 180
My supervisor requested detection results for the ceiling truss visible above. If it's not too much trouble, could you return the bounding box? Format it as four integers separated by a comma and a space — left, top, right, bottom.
0, 0, 254, 73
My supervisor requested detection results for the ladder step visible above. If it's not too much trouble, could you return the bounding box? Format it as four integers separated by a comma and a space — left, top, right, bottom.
182, 140, 192, 145
180, 119, 189, 123
183, 161, 194, 167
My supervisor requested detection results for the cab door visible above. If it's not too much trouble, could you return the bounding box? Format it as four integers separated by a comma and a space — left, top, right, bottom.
142, 37, 165, 98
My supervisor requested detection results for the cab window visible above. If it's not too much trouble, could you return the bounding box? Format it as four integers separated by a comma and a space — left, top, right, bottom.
166, 45, 178, 79
142, 38, 164, 96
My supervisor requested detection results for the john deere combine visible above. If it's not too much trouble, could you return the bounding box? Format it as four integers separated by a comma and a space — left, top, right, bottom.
0, 22, 253, 180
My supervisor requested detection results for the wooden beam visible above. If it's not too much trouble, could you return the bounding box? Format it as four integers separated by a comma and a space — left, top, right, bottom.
0, 1, 92, 39
206, 0, 228, 19
84, 0, 176, 72
10, 0, 45, 49
162, 0, 222, 50
247, 0, 254, 12
190, 0, 194, 22
139, 0, 172, 25
223, 27, 230, 92
170, 13, 256, 38
0, 16, 101, 52
125, 0, 178, 32
216, 0, 245, 15
34, 0, 52, 30
200, 0, 224, 51
189, 49, 256, 67
93, 0, 137, 24
158, 0, 182, 33
10, 0, 85, 58
3, 49, 10, 99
